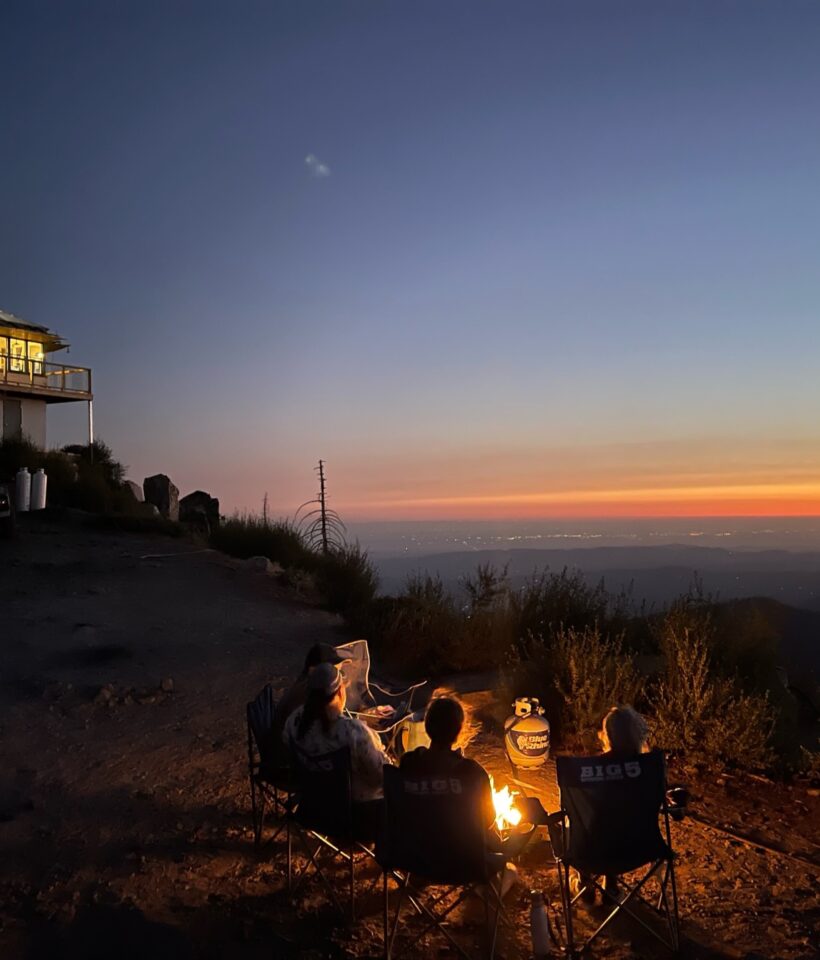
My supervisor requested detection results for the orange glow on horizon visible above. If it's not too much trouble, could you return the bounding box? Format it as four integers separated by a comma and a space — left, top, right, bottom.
336, 481, 820, 521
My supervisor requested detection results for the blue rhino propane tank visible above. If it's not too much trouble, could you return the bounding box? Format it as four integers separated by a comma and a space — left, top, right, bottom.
504, 698, 551, 769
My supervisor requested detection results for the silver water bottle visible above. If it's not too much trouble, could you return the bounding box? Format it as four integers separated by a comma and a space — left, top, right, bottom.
529, 889, 551, 958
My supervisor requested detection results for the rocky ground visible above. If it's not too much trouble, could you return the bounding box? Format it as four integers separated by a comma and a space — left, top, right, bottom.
0, 514, 818, 959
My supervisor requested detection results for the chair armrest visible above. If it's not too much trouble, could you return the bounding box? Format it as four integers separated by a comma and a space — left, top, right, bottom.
545, 809, 568, 860
371, 679, 427, 698
665, 786, 689, 821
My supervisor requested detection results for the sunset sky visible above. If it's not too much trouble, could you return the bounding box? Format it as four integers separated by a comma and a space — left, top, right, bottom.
2, 1, 819, 520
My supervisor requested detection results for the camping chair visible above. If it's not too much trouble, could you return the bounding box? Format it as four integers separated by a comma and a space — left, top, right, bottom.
286, 745, 377, 921
547, 749, 682, 957
335, 640, 429, 751
246, 684, 291, 845
377, 765, 511, 960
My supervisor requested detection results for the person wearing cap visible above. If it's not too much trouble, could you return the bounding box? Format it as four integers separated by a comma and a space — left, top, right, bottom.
282, 661, 389, 838
271, 643, 344, 761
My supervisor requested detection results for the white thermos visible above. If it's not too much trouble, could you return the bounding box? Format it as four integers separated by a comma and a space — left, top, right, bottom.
530, 889, 552, 958
15, 467, 31, 513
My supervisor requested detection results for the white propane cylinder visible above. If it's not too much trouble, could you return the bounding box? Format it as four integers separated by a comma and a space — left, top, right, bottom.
15, 467, 32, 513
31, 468, 47, 510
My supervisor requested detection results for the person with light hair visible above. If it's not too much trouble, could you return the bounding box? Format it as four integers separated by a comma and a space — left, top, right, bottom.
571, 705, 651, 903
599, 705, 650, 757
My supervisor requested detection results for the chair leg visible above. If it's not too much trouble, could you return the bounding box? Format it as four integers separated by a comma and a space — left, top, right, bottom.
349, 842, 356, 923
388, 873, 410, 958
487, 877, 503, 960
557, 861, 577, 958
250, 777, 259, 845
667, 860, 681, 953
383, 872, 390, 960
401, 886, 475, 960
286, 817, 293, 889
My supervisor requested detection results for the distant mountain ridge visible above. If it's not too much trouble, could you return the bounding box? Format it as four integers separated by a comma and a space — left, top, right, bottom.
375, 546, 820, 706
375, 544, 820, 613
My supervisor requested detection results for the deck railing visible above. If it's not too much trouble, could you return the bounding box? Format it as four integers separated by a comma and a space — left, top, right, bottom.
0, 358, 92, 395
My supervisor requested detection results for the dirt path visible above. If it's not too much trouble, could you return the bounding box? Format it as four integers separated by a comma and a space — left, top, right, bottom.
0, 515, 347, 958
1, 515, 818, 959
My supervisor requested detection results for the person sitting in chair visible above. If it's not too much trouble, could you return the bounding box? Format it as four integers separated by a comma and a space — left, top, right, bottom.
283, 661, 389, 839
399, 696, 522, 890
571, 705, 651, 902
399, 696, 495, 827
276, 643, 344, 731
270, 642, 344, 765
599, 704, 650, 759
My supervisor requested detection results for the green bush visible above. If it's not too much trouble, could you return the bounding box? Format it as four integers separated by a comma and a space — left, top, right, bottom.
62, 440, 126, 488
372, 564, 642, 678
315, 542, 379, 621
377, 572, 465, 672
0, 436, 43, 481
0, 437, 134, 515
511, 567, 612, 645
209, 513, 309, 568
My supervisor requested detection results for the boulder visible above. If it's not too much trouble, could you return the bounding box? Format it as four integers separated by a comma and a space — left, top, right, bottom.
122, 480, 144, 502
242, 556, 283, 576
181, 506, 210, 536
180, 490, 220, 531
143, 474, 179, 521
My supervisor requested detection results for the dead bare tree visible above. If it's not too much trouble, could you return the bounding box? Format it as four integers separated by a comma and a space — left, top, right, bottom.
295, 459, 346, 555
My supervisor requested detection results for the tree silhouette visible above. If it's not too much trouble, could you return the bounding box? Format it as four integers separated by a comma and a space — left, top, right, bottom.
295, 459, 346, 555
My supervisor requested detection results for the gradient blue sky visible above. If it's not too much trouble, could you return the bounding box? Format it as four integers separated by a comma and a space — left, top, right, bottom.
3, 1, 819, 518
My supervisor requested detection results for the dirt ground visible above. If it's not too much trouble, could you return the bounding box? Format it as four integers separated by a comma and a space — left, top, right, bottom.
1, 514, 818, 959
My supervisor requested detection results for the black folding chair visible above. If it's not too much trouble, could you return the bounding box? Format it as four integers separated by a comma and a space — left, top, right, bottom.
246, 685, 291, 845
547, 749, 682, 956
286, 745, 377, 921
377, 765, 511, 960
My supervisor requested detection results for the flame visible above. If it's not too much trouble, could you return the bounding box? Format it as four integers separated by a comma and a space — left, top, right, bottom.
490, 777, 522, 832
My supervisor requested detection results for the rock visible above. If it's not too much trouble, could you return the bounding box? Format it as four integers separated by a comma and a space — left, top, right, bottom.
143, 474, 179, 521
94, 685, 114, 704
122, 480, 144, 502
179, 490, 220, 531
180, 505, 209, 536
242, 556, 276, 575
160, 677, 174, 693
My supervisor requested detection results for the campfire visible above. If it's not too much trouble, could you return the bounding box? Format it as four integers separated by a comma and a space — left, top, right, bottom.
490, 777, 522, 832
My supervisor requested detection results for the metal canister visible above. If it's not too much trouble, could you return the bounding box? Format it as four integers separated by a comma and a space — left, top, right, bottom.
504, 697, 551, 769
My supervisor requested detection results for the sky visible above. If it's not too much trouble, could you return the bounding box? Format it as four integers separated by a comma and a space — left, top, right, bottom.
2, 1, 819, 520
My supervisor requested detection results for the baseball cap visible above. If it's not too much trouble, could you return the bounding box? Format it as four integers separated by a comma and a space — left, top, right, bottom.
308, 662, 343, 696
304, 642, 344, 670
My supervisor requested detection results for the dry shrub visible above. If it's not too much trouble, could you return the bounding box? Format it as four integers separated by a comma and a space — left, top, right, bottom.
378, 573, 464, 672
210, 513, 309, 568
798, 745, 820, 781
505, 625, 643, 750
511, 567, 611, 641
648, 605, 775, 771
551, 626, 645, 750
451, 565, 517, 672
